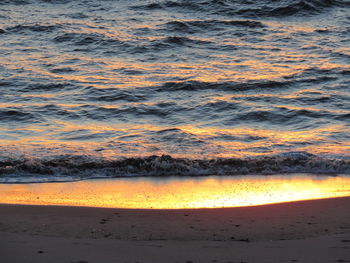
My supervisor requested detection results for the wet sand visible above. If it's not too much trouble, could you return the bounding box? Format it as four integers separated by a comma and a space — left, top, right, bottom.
1, 197, 350, 263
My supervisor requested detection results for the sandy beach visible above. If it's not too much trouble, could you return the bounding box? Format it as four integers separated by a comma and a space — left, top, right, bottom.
1, 197, 350, 263
1, 1, 350, 262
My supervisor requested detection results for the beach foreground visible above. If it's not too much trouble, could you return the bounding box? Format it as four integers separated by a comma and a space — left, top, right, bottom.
1, 197, 350, 263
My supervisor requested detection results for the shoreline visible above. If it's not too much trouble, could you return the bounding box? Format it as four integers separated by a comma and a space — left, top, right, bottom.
1, 174, 349, 209
0, 194, 349, 210
1, 197, 350, 262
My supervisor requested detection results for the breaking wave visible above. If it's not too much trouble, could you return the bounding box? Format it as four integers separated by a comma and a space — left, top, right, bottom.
0, 152, 349, 183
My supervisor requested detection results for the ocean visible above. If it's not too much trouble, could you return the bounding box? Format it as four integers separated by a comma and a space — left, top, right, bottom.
0, 0, 349, 183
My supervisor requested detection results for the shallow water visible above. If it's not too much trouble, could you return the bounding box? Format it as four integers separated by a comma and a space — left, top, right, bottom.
0, 0, 349, 182
1, 174, 350, 208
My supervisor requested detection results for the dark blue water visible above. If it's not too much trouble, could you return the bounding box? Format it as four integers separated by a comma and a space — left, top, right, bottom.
0, 0, 349, 182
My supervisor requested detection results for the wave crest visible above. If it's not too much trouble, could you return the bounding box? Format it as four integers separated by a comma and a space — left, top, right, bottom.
132, 0, 347, 17
1, 152, 349, 183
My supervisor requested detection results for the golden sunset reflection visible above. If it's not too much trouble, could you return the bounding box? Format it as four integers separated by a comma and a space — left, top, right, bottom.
0, 175, 349, 209
0, 121, 348, 158
0, 49, 333, 89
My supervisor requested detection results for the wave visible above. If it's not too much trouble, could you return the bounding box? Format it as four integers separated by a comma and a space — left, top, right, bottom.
0, 0, 31, 4
1, 102, 346, 129
132, 0, 348, 17
3, 0, 349, 13
0, 109, 39, 122
163, 19, 265, 34
53, 32, 124, 47
150, 68, 340, 92
153, 80, 291, 92
233, 0, 346, 17
0, 0, 73, 4
52, 32, 212, 54
161, 36, 211, 46
21, 82, 76, 92
85, 87, 146, 102
5, 24, 62, 33
0, 152, 349, 183
2, 65, 345, 98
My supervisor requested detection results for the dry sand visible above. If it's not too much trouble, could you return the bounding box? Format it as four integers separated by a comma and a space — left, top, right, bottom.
1, 197, 350, 263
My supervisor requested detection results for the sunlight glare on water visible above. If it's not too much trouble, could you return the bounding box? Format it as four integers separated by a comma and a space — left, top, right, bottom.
1, 175, 349, 209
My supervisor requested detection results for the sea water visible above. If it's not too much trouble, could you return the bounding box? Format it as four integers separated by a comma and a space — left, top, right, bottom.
0, 0, 349, 182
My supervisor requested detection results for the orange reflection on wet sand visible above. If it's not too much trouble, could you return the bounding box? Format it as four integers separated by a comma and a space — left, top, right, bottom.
0, 175, 349, 209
